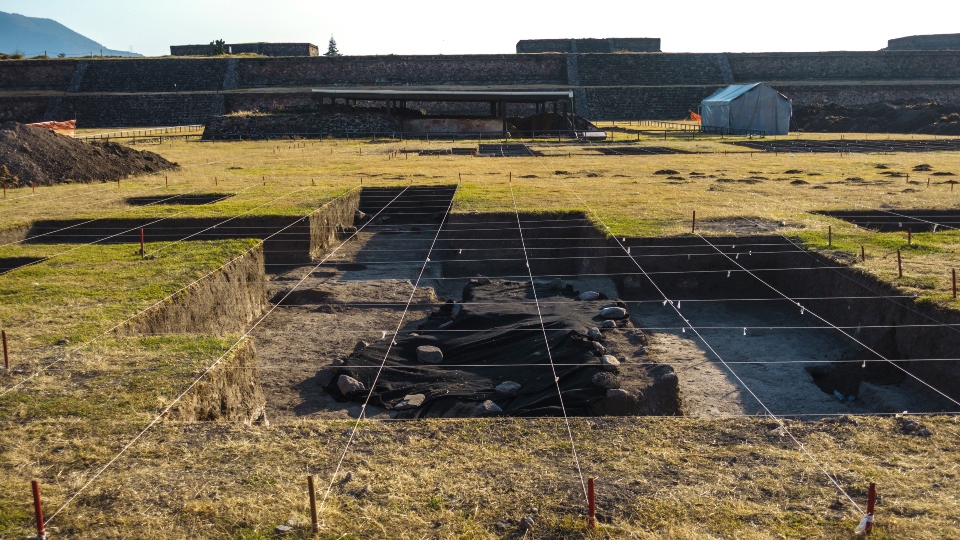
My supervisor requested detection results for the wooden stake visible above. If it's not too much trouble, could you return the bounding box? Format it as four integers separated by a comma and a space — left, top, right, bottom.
587, 477, 597, 528
32, 479, 46, 540
897, 249, 903, 278
2, 330, 8, 371
692, 210, 696, 234
907, 228, 912, 245
828, 226, 832, 247
31, 182, 35, 194
215, 176, 218, 186
308, 475, 319, 533
865, 483, 877, 534
165, 175, 168, 186
861, 245, 865, 263
140, 229, 145, 259
953, 269, 957, 300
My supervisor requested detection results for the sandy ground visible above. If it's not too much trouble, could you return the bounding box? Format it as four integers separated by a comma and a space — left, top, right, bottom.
633, 299, 943, 417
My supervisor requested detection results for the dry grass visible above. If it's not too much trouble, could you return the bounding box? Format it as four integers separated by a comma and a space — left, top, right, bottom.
2, 132, 960, 538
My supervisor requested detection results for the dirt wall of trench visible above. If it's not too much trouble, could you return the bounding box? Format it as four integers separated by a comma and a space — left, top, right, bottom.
117, 245, 267, 336
168, 337, 267, 424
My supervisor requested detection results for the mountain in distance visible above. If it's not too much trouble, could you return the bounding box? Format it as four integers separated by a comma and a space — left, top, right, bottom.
0, 11, 142, 57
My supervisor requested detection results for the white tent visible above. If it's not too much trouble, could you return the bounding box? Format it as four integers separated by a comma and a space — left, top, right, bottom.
700, 83, 792, 135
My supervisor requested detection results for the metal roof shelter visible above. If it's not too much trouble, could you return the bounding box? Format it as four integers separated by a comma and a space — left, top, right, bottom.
700, 83, 792, 136
311, 88, 576, 134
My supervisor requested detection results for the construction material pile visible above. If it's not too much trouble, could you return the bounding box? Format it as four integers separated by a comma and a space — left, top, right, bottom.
793, 102, 960, 134
0, 122, 177, 187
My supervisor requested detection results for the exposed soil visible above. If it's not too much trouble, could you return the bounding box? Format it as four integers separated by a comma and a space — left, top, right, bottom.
793, 101, 960, 134
0, 122, 177, 186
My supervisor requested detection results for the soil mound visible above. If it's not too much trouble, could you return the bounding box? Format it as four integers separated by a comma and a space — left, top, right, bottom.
0, 122, 177, 187
794, 102, 960, 134
326, 279, 681, 418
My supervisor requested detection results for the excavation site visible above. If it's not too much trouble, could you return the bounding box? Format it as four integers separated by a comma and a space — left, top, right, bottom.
251, 187, 958, 422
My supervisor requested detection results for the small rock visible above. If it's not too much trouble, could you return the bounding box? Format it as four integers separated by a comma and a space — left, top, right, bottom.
591, 342, 606, 354
600, 320, 616, 329
395, 394, 426, 410
548, 278, 564, 290
357, 484, 372, 498
901, 420, 919, 433
601, 355, 621, 371
587, 327, 602, 341
416, 345, 444, 364
337, 375, 366, 396
917, 428, 933, 437
474, 400, 502, 416
354, 210, 368, 221
592, 372, 620, 389
600, 306, 629, 319
451, 303, 463, 318
353, 341, 369, 353
519, 516, 535, 530
526, 507, 539, 515
56, 338, 69, 346
579, 291, 600, 301
274, 525, 293, 535
475, 275, 491, 285
606, 388, 630, 399
495, 381, 522, 395
342, 225, 358, 234
341, 471, 353, 484
934, 482, 942, 488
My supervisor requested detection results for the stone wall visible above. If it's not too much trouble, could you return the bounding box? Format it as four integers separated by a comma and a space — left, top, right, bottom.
171, 43, 319, 57
77, 58, 231, 92
53, 93, 222, 127
886, 34, 960, 51
0, 95, 49, 123
235, 55, 568, 87
517, 38, 661, 53
727, 51, 960, 81
0, 59, 76, 90
577, 53, 727, 86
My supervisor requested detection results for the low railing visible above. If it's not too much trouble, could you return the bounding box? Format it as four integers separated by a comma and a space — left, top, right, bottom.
75, 125, 205, 141
200, 130, 586, 141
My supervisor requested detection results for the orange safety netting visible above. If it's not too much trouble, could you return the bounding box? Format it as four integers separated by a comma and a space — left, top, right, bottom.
688, 111, 702, 124
26, 120, 76, 137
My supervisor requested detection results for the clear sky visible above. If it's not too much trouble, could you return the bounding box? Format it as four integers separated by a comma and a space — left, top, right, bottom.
2, 0, 957, 56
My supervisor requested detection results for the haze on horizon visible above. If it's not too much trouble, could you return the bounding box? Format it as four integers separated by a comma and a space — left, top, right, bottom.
2, 0, 957, 57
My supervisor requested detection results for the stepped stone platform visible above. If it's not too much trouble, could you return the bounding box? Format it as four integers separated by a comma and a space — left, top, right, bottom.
0, 50, 958, 127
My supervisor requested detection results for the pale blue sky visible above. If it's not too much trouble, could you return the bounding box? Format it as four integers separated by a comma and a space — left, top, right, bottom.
1, 0, 956, 56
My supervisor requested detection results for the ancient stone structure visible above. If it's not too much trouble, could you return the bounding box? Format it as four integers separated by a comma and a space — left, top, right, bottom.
516, 38, 661, 53
885, 34, 960, 51
170, 42, 319, 57
1, 47, 959, 127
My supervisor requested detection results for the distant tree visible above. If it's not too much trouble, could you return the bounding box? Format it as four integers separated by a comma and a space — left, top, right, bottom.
325, 36, 341, 57
210, 39, 227, 56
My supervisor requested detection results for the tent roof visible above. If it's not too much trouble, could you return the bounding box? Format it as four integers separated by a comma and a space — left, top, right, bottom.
702, 83, 763, 103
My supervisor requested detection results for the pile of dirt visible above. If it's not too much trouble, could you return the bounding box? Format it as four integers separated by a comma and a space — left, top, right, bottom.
793, 102, 960, 134
325, 278, 681, 418
0, 122, 177, 187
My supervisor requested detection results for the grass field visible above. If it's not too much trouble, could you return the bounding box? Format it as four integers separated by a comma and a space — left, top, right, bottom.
1, 130, 960, 538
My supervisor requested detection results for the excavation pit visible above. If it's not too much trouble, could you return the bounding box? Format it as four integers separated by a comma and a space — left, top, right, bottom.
252, 203, 960, 420
819, 209, 960, 232
125, 193, 235, 206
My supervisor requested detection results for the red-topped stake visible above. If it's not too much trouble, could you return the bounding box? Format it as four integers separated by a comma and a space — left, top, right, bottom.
32, 479, 46, 540
865, 482, 877, 534
587, 477, 597, 528
308, 475, 319, 533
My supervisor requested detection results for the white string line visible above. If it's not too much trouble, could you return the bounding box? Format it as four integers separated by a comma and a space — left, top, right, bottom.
143, 185, 317, 257
0, 182, 263, 277
41, 184, 403, 526
32, 356, 960, 372
509, 181, 589, 503
547, 175, 867, 516
316, 185, 457, 518
0, 186, 216, 249
0, 187, 360, 397
874, 209, 960, 232
0, 178, 133, 207
698, 233, 960, 409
